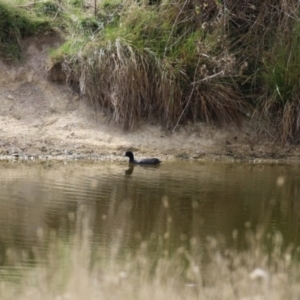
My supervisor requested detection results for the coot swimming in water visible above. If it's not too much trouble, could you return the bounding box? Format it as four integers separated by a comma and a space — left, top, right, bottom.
125, 151, 161, 165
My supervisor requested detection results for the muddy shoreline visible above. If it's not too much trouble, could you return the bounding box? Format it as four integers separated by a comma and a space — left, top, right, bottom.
0, 138, 299, 165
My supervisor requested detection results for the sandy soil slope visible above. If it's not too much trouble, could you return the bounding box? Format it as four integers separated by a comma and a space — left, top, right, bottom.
0, 34, 299, 163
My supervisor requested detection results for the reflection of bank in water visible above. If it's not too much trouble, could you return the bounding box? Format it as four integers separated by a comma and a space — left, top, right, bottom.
1, 162, 300, 273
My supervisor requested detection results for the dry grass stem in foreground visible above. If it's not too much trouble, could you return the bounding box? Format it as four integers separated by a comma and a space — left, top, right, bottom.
0, 215, 300, 300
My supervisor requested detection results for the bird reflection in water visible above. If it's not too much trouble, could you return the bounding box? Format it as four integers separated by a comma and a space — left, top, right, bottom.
124, 163, 161, 176
124, 165, 134, 175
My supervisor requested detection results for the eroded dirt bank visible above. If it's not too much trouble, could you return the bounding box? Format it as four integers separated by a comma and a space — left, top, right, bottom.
0, 35, 299, 163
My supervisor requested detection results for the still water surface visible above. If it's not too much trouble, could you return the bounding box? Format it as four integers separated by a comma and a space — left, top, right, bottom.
0, 161, 299, 270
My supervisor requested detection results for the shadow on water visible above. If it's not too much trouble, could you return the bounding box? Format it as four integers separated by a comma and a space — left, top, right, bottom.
0, 161, 299, 269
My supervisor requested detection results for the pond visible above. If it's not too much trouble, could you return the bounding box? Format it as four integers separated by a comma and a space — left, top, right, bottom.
0, 160, 299, 297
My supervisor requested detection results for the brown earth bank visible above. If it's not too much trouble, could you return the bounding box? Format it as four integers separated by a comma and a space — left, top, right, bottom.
0, 34, 300, 164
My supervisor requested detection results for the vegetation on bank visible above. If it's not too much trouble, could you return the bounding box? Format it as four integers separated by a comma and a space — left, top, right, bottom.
1, 0, 300, 143
0, 1, 50, 61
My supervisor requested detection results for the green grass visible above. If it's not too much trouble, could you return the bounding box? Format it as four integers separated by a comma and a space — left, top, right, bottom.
0, 1, 50, 61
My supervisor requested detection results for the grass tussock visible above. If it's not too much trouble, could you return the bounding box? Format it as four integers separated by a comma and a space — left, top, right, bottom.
63, 39, 166, 129
49, 0, 249, 130
226, 0, 300, 143
260, 21, 300, 143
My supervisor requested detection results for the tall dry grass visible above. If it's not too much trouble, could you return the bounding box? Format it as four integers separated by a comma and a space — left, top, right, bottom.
225, 0, 300, 143
259, 10, 300, 143
0, 201, 299, 300
62, 38, 176, 129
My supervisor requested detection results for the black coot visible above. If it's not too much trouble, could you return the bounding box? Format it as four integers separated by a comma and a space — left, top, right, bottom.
125, 151, 161, 165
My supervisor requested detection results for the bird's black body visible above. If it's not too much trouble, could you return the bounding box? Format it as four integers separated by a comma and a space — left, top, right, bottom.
125, 151, 161, 165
